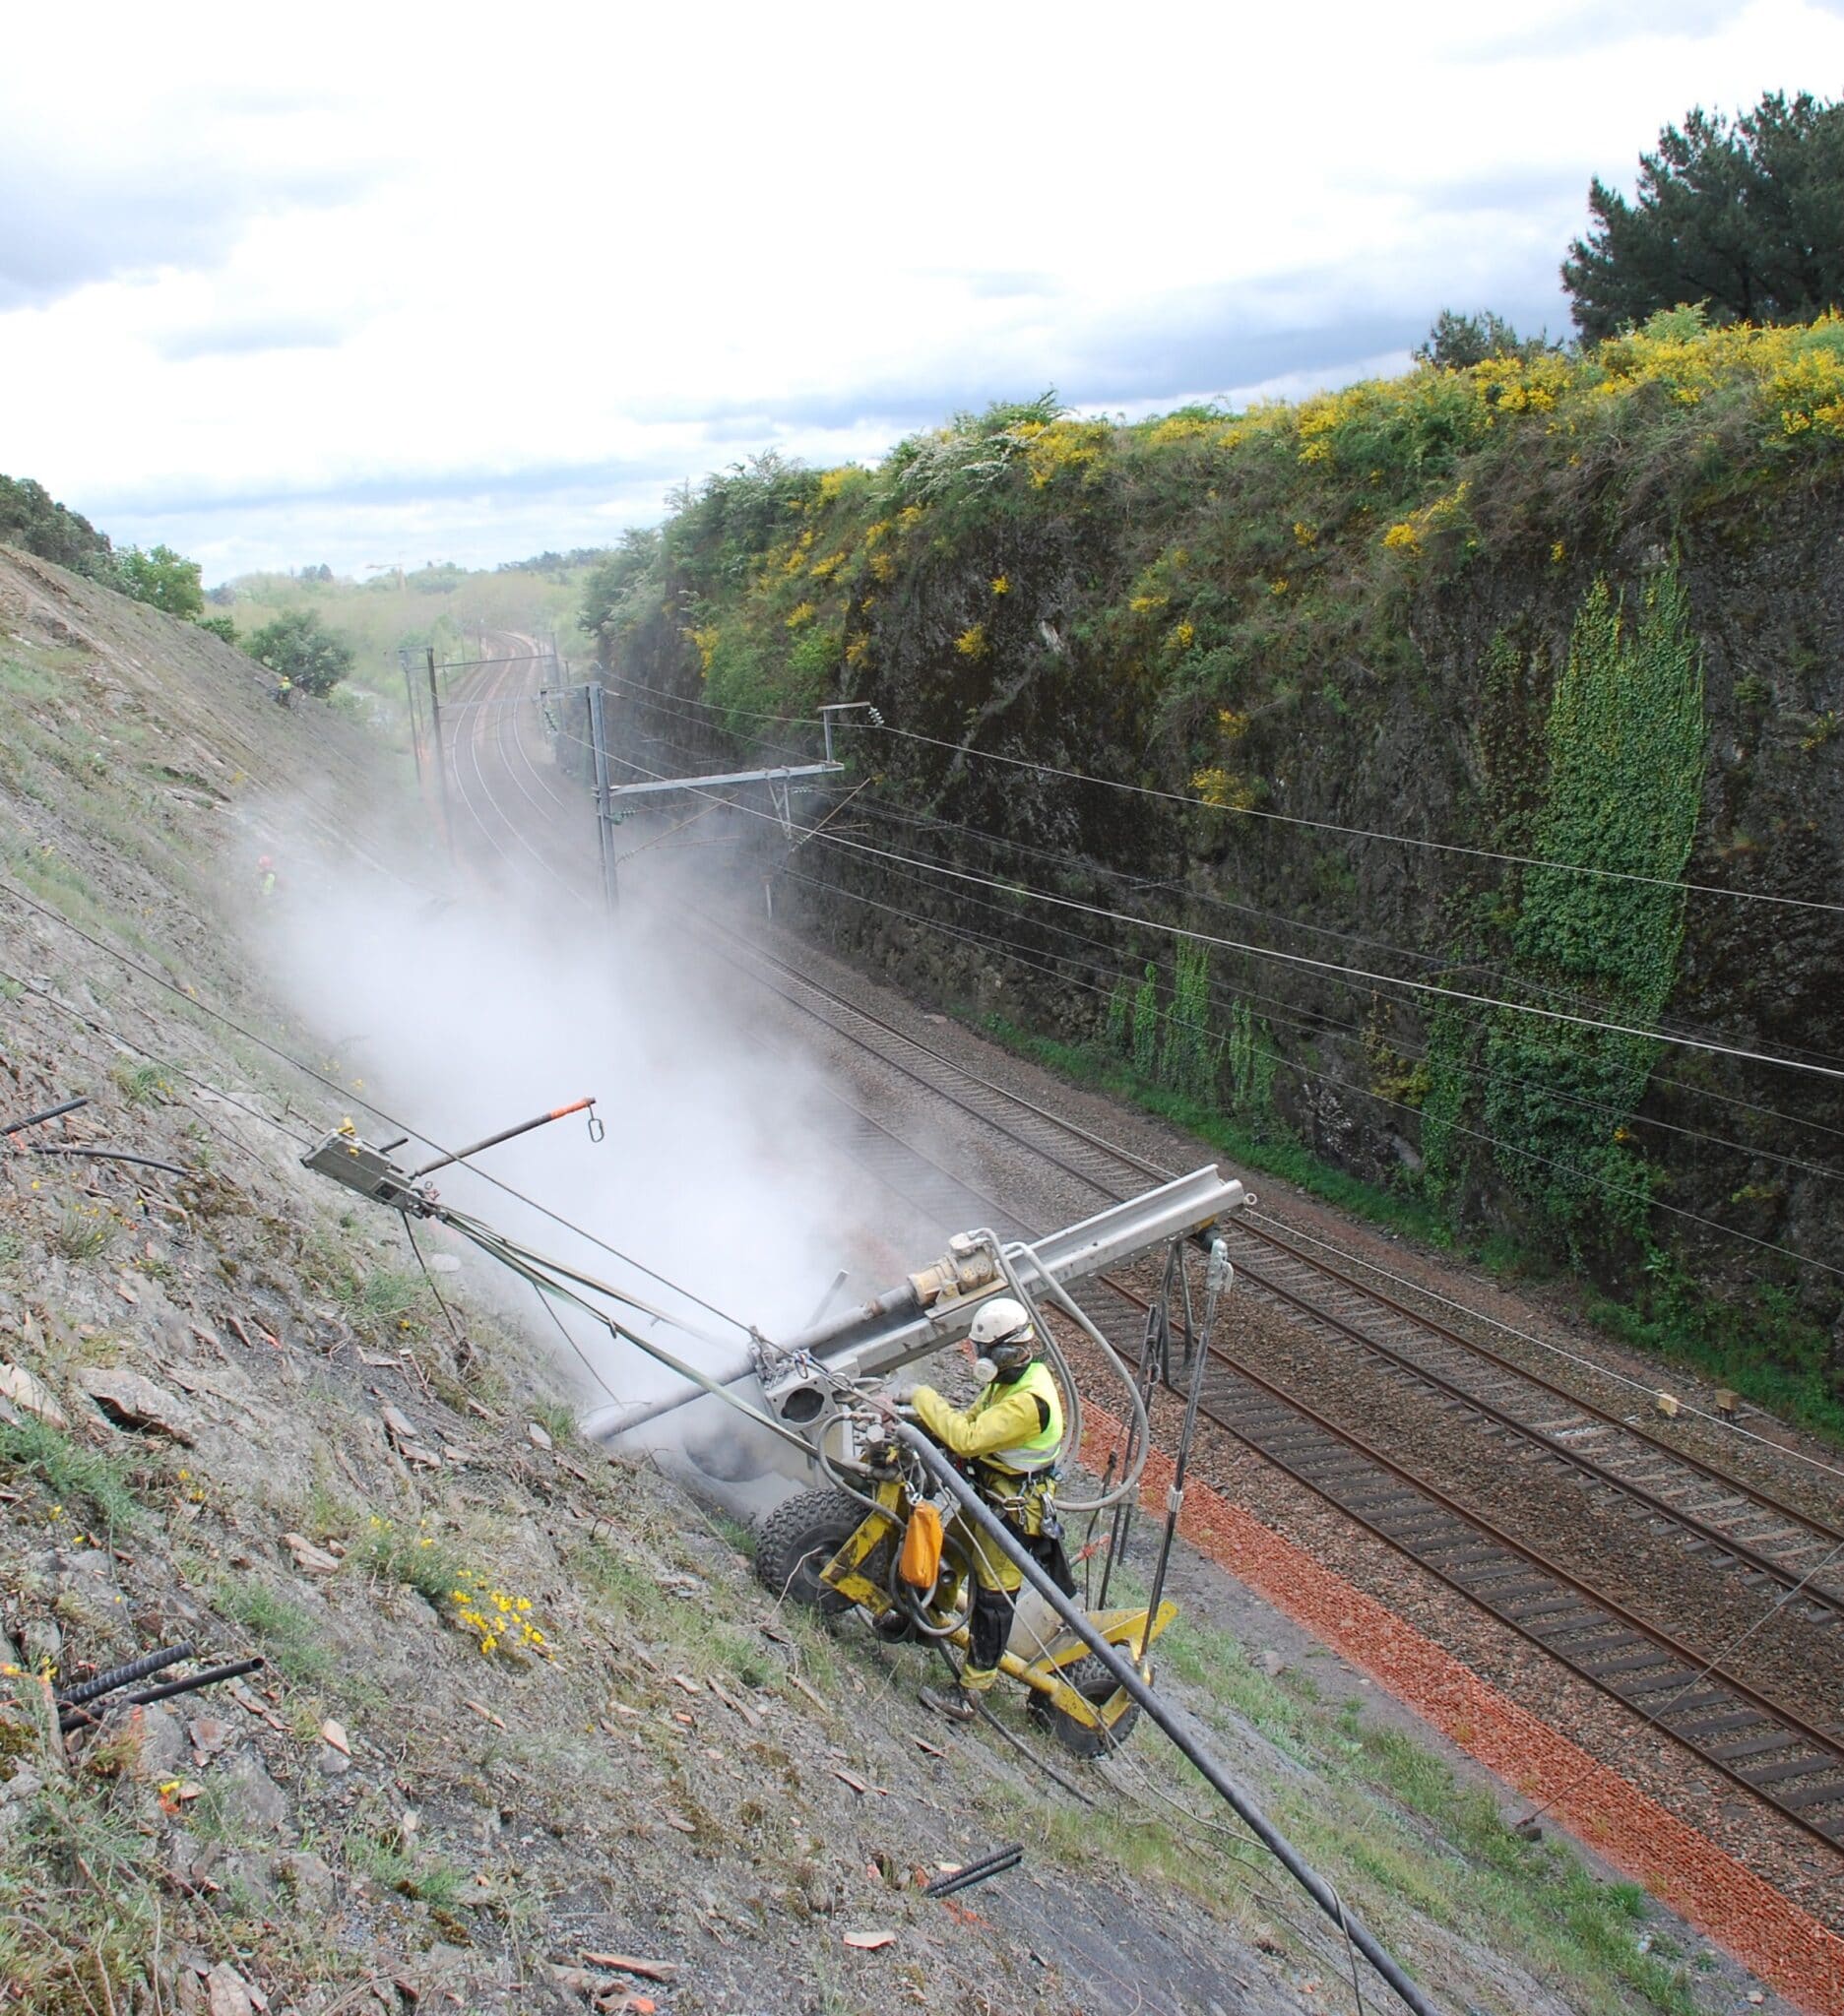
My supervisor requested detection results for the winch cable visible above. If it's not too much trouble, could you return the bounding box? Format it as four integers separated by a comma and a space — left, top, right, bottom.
433, 1207, 819, 1459
892, 1421, 1441, 2016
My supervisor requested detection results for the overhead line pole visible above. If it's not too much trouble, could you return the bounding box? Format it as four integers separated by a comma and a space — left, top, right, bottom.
399, 648, 426, 791
426, 647, 454, 860
586, 679, 618, 915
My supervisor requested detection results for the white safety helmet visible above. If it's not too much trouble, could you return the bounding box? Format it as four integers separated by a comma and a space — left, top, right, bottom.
967, 1296, 1036, 1377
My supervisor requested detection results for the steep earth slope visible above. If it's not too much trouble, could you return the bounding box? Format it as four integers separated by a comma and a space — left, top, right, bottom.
0, 548, 1784, 2015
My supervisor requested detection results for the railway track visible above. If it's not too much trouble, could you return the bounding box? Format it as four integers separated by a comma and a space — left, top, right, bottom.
686, 921, 1844, 1857
448, 645, 1844, 1859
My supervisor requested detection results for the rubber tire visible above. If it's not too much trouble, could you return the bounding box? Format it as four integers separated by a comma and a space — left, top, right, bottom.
1029, 1653, 1142, 1759
754, 1488, 866, 1609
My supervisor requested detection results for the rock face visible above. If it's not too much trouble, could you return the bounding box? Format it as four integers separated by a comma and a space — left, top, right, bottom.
78, 1365, 200, 1443
595, 395, 1844, 1383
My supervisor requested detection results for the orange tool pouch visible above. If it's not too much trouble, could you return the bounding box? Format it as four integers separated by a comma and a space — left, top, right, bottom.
898, 1502, 945, 1589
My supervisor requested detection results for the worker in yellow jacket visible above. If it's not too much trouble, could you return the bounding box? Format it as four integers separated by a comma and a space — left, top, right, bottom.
905, 1296, 1074, 1720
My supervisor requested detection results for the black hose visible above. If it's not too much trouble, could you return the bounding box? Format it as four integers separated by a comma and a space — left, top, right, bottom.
894, 1423, 1443, 2016
2, 1096, 89, 1137
29, 1146, 191, 1176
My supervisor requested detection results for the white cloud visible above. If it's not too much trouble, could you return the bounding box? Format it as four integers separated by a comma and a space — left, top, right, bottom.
4, 0, 1841, 575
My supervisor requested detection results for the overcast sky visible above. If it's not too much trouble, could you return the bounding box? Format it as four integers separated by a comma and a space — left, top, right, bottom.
3, 0, 1841, 582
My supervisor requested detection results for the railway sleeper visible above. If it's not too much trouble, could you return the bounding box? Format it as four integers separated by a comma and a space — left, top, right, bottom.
1743, 1751, 1844, 1787
1666, 1701, 1768, 1734
1619, 1667, 1710, 1701
1582, 1649, 1686, 1680
1395, 1537, 1496, 1568
1464, 1569, 1556, 1600
1709, 1731, 1815, 1763
1776, 1781, 1844, 1815
1532, 1611, 1627, 1640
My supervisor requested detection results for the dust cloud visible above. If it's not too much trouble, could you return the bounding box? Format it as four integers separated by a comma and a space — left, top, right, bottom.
250, 824, 925, 1416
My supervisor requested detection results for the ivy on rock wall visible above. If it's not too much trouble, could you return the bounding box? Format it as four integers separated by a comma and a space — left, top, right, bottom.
1449, 570, 1706, 1251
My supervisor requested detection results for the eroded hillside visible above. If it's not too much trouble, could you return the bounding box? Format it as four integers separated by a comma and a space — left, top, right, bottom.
0, 549, 1783, 2015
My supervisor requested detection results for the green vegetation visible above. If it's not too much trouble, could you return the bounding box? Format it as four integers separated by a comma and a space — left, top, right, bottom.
986, 1014, 1450, 1245
1036, 1604, 1705, 2012
247, 607, 355, 697
1435, 569, 1706, 1251
0, 1766, 171, 2013
0, 472, 112, 575
213, 1577, 334, 1686
113, 542, 204, 620
589, 309, 1844, 1409
0, 1418, 142, 1533
1564, 91, 1844, 338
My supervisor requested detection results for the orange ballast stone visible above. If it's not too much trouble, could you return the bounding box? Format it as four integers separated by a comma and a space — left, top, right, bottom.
1082, 1407, 1844, 2013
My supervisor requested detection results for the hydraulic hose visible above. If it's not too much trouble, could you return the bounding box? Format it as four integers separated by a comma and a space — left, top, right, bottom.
894, 1421, 1443, 2016
982, 1233, 1151, 1515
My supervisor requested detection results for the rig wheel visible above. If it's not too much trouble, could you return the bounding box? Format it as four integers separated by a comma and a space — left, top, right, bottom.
1029, 1654, 1141, 1759
754, 1489, 865, 1610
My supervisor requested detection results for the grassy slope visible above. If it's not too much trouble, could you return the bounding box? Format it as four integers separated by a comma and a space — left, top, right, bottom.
0, 546, 1762, 2014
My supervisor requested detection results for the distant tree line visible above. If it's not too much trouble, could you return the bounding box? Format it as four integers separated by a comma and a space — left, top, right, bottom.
1423, 88, 1844, 362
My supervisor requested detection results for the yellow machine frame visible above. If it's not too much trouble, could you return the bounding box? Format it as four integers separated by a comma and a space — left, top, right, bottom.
818, 1476, 1176, 1737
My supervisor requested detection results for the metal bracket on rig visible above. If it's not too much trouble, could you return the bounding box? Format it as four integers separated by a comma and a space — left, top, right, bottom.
301, 1126, 439, 1215
301, 1098, 603, 1218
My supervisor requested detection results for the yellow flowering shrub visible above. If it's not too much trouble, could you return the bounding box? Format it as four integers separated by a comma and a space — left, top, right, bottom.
990, 575, 1009, 596
451, 1569, 550, 1660
955, 623, 988, 660
1148, 411, 1215, 446
785, 601, 817, 629
1023, 418, 1109, 487
1191, 766, 1257, 810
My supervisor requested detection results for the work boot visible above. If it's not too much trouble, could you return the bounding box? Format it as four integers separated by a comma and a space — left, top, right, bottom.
919, 1684, 979, 1724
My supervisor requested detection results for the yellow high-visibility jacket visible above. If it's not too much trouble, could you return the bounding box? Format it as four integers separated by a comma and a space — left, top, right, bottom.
910, 1359, 1063, 1477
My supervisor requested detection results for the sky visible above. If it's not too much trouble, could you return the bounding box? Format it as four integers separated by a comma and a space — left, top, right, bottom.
3, 0, 1841, 583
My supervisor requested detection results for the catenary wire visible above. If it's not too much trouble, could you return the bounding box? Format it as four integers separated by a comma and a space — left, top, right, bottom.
551, 720, 1844, 1298
771, 841, 1844, 1190
495, 669, 1844, 1479
604, 677, 1844, 1147
479, 677, 1844, 1499
719, 868, 1844, 1282
562, 714, 1844, 1084
605, 664, 1844, 916
615, 674, 1844, 1069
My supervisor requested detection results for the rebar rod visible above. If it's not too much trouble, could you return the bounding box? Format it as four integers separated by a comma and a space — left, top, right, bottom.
57, 1643, 194, 1709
